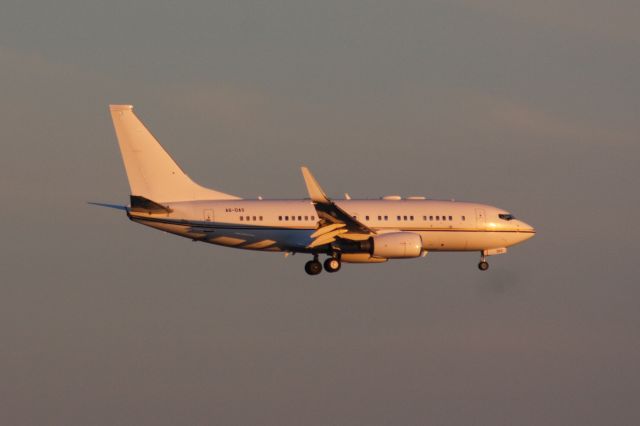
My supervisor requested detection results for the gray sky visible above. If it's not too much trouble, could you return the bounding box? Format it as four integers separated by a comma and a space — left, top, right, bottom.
1, 1, 639, 425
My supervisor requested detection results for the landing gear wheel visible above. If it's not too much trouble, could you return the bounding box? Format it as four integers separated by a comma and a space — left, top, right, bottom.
305, 260, 323, 275
478, 261, 489, 271
324, 257, 342, 273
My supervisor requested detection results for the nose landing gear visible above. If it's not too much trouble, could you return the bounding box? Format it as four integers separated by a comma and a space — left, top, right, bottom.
478, 254, 489, 271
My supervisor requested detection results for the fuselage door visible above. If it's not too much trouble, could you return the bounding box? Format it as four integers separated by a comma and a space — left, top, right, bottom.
475, 208, 486, 229
204, 209, 214, 222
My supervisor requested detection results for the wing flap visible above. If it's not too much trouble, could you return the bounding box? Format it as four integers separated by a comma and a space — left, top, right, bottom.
307, 228, 349, 248
310, 223, 346, 239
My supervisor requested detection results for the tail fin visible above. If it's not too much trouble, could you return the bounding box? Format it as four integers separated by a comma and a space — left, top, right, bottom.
109, 105, 240, 202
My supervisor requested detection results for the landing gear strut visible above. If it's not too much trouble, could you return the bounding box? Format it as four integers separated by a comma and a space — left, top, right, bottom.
304, 255, 323, 275
478, 254, 489, 271
324, 257, 341, 273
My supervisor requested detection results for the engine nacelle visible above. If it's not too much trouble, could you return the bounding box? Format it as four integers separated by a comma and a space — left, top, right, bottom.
368, 232, 423, 258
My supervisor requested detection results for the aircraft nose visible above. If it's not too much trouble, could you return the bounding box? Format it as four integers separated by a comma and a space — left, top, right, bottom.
518, 220, 536, 238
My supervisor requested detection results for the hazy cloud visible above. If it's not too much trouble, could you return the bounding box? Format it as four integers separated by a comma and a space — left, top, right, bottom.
1, 2, 639, 425
451, 0, 640, 43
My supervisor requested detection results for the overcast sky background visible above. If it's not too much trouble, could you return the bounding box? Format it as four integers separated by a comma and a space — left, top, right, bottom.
1, 1, 639, 425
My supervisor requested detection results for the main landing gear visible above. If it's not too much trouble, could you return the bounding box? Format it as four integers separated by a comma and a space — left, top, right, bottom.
324, 257, 342, 273
304, 256, 323, 275
304, 255, 342, 275
478, 254, 489, 271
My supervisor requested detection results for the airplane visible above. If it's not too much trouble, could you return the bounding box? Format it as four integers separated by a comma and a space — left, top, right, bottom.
93, 104, 536, 275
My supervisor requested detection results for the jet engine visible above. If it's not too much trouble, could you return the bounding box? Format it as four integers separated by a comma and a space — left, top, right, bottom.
362, 232, 424, 258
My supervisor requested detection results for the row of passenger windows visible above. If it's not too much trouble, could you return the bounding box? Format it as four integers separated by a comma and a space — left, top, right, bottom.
363, 215, 465, 222
239, 216, 263, 221
242, 214, 465, 222
277, 215, 316, 221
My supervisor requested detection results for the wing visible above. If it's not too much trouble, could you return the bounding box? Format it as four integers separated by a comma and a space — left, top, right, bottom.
301, 166, 375, 248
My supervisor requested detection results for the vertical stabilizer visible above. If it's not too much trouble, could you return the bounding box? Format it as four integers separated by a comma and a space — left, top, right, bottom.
109, 105, 240, 202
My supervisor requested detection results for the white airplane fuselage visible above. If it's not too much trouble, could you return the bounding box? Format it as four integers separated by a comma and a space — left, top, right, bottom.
130, 199, 535, 256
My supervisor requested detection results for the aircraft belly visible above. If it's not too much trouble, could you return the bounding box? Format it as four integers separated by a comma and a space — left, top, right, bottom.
131, 217, 314, 252
419, 231, 525, 251
135, 217, 527, 253
465, 232, 513, 250
204, 228, 313, 252
133, 218, 195, 238
419, 231, 468, 251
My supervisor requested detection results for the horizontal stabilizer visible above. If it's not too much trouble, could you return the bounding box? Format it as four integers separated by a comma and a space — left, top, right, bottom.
87, 202, 128, 211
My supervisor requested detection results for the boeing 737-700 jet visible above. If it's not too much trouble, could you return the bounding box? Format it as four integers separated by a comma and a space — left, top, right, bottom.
94, 105, 535, 275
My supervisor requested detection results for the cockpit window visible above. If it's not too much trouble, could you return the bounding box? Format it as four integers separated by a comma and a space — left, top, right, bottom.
499, 213, 516, 221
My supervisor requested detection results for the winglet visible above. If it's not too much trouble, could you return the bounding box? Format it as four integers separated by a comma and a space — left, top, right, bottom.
301, 166, 375, 236
301, 166, 330, 203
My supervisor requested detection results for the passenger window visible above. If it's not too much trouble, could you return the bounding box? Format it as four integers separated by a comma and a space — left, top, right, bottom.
259, 216, 263, 221
278, 216, 282, 221
410, 216, 414, 221
285, 216, 289, 221
423, 215, 427, 221
378, 215, 382, 220
429, 215, 433, 221
396, 215, 401, 220
304, 216, 308, 220
436, 216, 440, 220
449, 216, 453, 221
403, 215, 407, 220
384, 215, 388, 221
311, 216, 315, 220
240, 216, 243, 221
462, 216, 465, 221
